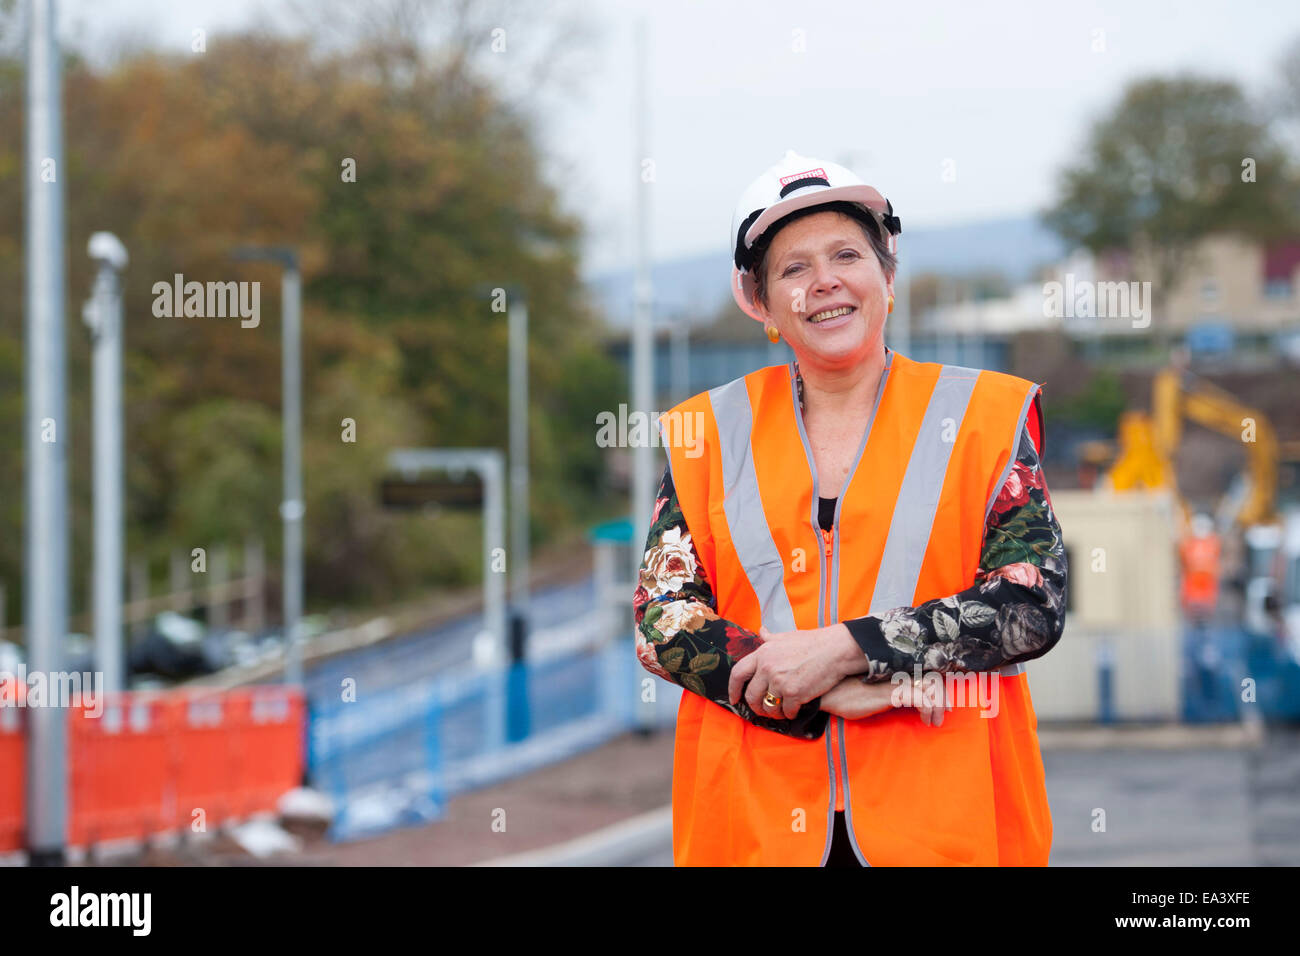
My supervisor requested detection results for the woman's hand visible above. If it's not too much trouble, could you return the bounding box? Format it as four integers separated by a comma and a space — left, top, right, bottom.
726, 622, 866, 720
910, 674, 950, 727
821, 675, 951, 726
819, 677, 896, 720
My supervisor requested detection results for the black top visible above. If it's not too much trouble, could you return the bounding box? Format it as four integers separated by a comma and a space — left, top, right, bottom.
818, 496, 836, 532
817, 495, 875, 688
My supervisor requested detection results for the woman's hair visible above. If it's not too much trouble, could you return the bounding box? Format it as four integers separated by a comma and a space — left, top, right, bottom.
750, 200, 898, 311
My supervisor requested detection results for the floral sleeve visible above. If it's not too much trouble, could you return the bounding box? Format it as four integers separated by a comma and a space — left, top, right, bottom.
634, 465, 830, 740
848, 420, 1069, 680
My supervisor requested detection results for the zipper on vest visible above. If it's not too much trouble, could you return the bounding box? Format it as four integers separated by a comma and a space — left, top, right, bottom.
792, 355, 890, 865
793, 354, 891, 867
827, 511, 868, 863
821, 527, 846, 815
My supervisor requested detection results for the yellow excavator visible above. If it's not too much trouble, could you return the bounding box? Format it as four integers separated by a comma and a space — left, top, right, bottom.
1087, 365, 1279, 528
1085, 363, 1300, 717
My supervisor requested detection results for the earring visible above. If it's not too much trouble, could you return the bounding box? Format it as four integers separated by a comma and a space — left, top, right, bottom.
887, 295, 895, 314
766, 325, 780, 344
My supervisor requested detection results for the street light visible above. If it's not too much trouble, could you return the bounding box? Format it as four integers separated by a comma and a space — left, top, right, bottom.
83, 232, 128, 695
231, 246, 304, 687
631, 18, 656, 581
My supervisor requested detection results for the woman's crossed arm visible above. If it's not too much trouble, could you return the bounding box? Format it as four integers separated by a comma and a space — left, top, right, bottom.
633, 413, 1068, 732
633, 465, 832, 739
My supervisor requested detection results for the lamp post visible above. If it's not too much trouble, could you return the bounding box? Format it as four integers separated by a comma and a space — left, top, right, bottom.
83, 232, 128, 695
472, 281, 531, 668
630, 18, 656, 571
507, 292, 530, 664
24, 0, 69, 866
231, 246, 303, 686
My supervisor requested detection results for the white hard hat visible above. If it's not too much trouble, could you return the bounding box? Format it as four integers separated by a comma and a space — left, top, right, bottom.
730, 149, 900, 321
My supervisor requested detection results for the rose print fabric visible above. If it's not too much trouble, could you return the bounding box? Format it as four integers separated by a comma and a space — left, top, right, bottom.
634, 505, 828, 737
633, 388, 1067, 740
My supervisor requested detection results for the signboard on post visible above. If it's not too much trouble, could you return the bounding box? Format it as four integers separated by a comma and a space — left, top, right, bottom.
382, 450, 507, 689
379, 476, 484, 510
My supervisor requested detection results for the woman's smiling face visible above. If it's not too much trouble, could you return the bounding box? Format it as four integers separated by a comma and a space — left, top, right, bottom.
754, 209, 894, 368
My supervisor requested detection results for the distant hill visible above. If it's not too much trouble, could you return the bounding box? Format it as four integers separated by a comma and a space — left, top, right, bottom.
584, 215, 1069, 329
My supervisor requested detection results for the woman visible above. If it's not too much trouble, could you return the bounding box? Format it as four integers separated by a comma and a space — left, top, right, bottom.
633, 151, 1068, 867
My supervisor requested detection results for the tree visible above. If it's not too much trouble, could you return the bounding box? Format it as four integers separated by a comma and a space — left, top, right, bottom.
1042, 75, 1300, 305
0, 17, 625, 626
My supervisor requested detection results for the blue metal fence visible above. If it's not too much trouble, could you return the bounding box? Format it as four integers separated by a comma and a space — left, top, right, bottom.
307, 640, 680, 842
307, 618, 1300, 841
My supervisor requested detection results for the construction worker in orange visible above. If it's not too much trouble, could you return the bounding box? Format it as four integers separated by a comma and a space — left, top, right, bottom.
632, 152, 1069, 866
1179, 514, 1222, 621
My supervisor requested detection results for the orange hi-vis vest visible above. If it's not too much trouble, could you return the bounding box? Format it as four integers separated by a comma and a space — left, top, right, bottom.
1179, 534, 1221, 612
657, 347, 1053, 866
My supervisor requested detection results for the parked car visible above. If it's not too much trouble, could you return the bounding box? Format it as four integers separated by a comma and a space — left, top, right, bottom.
127, 611, 214, 680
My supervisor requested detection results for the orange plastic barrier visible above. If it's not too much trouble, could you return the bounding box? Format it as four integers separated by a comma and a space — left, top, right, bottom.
63, 686, 306, 850
2, 686, 306, 852
226, 687, 306, 817
171, 692, 242, 829
0, 696, 23, 853
69, 694, 174, 847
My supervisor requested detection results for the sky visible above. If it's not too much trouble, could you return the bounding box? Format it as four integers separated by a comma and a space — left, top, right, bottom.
60, 0, 1300, 276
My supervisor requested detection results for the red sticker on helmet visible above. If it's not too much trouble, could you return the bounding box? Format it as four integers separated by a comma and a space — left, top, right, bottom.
779, 167, 827, 187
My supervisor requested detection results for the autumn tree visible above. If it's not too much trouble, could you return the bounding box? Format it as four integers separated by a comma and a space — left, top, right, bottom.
0, 13, 623, 625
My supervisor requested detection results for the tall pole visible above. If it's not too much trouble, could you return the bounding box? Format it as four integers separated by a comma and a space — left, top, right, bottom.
243, 536, 265, 634
508, 294, 529, 660
83, 232, 128, 695
631, 18, 655, 561
24, 0, 68, 865
281, 260, 304, 686
670, 317, 689, 403
231, 246, 304, 685
483, 453, 508, 668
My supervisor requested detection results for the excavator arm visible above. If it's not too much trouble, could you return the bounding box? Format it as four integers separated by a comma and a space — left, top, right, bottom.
1105, 366, 1278, 527
1153, 367, 1278, 527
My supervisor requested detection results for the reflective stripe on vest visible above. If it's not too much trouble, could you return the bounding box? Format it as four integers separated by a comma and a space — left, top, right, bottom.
708, 376, 799, 634
868, 367, 978, 614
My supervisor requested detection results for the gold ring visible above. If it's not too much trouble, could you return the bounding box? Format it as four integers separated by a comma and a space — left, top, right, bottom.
763, 692, 782, 708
